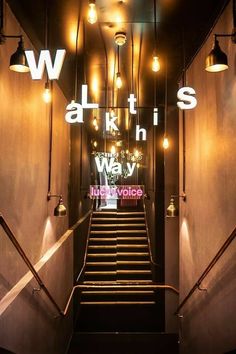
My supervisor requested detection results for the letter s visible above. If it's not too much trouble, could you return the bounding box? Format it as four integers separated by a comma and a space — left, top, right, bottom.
177, 87, 197, 110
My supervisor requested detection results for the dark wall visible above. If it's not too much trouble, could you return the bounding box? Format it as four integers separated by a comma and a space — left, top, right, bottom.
0, 3, 73, 353
179, 1, 236, 353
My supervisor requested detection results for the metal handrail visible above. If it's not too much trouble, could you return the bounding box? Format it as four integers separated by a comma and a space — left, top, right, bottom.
175, 226, 236, 316
0, 206, 93, 317
143, 198, 160, 268
76, 199, 95, 282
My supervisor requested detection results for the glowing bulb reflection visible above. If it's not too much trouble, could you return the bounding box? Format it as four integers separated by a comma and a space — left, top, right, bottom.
163, 137, 169, 149
111, 145, 116, 154
43, 82, 51, 103
116, 72, 122, 89
152, 56, 160, 72
87, 1, 97, 24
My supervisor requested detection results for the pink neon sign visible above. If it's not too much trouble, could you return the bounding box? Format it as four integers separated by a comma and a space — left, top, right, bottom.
89, 185, 144, 199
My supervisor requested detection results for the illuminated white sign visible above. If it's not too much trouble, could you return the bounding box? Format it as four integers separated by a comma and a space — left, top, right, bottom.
90, 185, 144, 199
95, 156, 136, 177
128, 94, 137, 114
153, 108, 159, 125
136, 125, 147, 141
65, 85, 99, 123
105, 112, 119, 131
177, 87, 197, 110
25, 49, 66, 80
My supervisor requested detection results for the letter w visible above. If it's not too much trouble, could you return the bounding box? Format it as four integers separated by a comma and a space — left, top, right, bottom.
95, 157, 115, 173
25, 49, 66, 80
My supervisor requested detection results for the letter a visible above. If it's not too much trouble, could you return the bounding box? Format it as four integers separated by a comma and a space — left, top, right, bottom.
65, 102, 83, 123
25, 49, 66, 80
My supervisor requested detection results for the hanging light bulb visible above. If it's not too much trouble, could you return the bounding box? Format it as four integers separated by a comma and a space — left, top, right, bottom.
87, 0, 97, 24
92, 117, 97, 127
43, 82, 51, 103
163, 136, 169, 149
116, 72, 122, 89
111, 145, 116, 154
134, 149, 140, 158
95, 125, 99, 131
152, 55, 160, 72
125, 149, 129, 154
93, 140, 98, 148
137, 163, 140, 169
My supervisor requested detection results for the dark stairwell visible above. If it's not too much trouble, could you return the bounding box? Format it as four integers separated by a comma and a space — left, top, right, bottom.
67, 208, 179, 354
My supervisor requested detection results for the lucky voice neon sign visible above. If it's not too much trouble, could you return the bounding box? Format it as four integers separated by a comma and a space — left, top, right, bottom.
25, 49, 198, 141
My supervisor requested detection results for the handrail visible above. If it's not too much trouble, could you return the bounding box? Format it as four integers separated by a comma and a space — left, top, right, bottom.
0, 207, 92, 317
76, 199, 94, 282
143, 198, 160, 268
175, 226, 236, 316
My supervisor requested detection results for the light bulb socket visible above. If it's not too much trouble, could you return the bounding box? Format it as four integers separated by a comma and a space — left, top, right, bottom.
114, 31, 127, 46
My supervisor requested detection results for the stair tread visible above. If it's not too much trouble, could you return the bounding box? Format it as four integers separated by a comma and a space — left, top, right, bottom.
86, 261, 150, 266
80, 301, 155, 305
91, 230, 147, 234
85, 270, 152, 275
93, 212, 145, 215
88, 245, 148, 249
91, 224, 146, 227
83, 280, 154, 284
92, 217, 145, 221
81, 290, 154, 295
89, 237, 147, 241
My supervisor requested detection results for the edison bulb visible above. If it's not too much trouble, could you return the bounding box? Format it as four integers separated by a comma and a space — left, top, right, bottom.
163, 137, 169, 149
111, 145, 116, 154
93, 117, 97, 127
87, 1, 97, 24
116, 72, 122, 89
93, 140, 98, 148
43, 82, 51, 103
152, 55, 160, 72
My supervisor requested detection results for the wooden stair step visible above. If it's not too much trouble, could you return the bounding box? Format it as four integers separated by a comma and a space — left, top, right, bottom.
91, 224, 146, 227
80, 301, 155, 305
90, 230, 147, 234
92, 217, 145, 221
81, 290, 155, 295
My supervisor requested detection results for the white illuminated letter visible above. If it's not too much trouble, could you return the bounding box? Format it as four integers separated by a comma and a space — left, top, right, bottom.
128, 94, 137, 114
177, 87, 197, 110
127, 163, 136, 176
136, 125, 147, 141
82, 85, 99, 109
95, 157, 115, 173
105, 112, 119, 131
65, 102, 83, 123
153, 107, 159, 126
25, 49, 66, 80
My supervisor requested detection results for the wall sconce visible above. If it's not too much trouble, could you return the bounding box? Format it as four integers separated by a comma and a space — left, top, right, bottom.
0, 33, 29, 72
87, 0, 97, 24
205, 31, 236, 72
47, 193, 67, 217
166, 194, 186, 218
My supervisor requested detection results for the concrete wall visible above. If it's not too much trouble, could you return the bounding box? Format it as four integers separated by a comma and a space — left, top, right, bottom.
0, 3, 74, 353
179, 1, 236, 353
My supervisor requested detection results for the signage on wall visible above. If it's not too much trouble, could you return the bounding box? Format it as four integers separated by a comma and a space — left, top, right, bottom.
23, 49, 198, 134
89, 185, 144, 200
95, 156, 136, 177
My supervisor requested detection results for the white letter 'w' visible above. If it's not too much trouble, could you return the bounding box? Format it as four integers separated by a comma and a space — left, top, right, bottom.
25, 49, 66, 80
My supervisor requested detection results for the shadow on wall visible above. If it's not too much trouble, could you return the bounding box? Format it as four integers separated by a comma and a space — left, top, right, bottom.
0, 348, 15, 353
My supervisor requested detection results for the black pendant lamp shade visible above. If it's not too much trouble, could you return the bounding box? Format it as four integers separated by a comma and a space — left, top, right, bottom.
54, 196, 67, 217
9, 38, 30, 73
205, 38, 228, 72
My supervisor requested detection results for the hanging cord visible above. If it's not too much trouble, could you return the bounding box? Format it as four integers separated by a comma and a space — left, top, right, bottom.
83, 20, 87, 84
182, 28, 186, 195
74, 0, 82, 101
98, 23, 108, 110
137, 26, 143, 126
131, 25, 134, 93
164, 60, 168, 136
154, 0, 157, 50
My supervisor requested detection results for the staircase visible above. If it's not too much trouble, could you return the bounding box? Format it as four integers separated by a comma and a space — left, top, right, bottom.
67, 209, 178, 354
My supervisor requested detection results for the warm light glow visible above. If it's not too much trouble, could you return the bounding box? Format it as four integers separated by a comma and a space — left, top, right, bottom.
152, 55, 160, 72
87, 1, 97, 24
93, 117, 97, 127
95, 125, 99, 131
111, 109, 116, 118
9, 64, 30, 73
116, 72, 122, 89
125, 149, 129, 154
43, 82, 51, 103
111, 145, 116, 154
134, 149, 140, 158
205, 64, 228, 72
137, 163, 140, 169
163, 137, 169, 149
93, 140, 98, 148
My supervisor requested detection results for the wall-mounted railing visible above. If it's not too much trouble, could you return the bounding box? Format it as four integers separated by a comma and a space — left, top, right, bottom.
143, 198, 159, 268
0, 207, 92, 317
175, 226, 236, 316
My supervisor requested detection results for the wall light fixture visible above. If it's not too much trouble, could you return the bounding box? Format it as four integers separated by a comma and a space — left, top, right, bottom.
0, 33, 29, 72
166, 194, 186, 218
47, 193, 67, 217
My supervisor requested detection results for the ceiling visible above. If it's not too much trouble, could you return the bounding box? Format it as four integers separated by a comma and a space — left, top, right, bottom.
7, 0, 229, 139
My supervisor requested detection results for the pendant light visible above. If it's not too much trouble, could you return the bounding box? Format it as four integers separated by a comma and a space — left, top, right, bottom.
9, 37, 30, 72
87, 0, 97, 24
205, 35, 228, 72
152, 0, 160, 72
163, 61, 169, 149
43, 0, 51, 103
116, 46, 122, 89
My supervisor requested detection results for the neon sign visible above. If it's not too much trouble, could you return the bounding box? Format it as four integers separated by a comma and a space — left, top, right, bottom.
90, 185, 144, 199
95, 156, 136, 177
